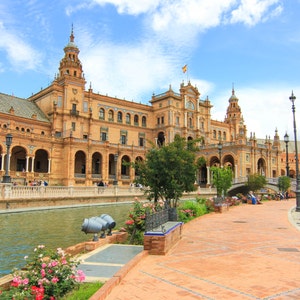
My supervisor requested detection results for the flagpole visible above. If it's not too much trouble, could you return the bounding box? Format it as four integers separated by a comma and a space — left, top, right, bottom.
182, 64, 189, 83
186, 65, 189, 82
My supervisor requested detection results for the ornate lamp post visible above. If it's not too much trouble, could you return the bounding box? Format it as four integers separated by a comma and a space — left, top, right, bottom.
284, 132, 290, 177
289, 91, 300, 211
113, 153, 119, 186
218, 140, 222, 167
3, 134, 13, 183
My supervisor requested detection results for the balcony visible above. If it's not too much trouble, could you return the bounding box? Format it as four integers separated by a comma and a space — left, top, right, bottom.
70, 109, 79, 116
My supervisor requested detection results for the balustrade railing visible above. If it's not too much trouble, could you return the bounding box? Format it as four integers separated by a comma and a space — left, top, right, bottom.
0, 185, 147, 200
0, 176, 286, 202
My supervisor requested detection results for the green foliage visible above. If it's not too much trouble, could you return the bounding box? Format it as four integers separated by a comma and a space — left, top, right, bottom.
124, 199, 164, 245
246, 173, 267, 192
0, 245, 85, 300
134, 135, 197, 207
196, 156, 206, 168
62, 282, 103, 300
210, 166, 233, 196
177, 199, 208, 223
277, 176, 291, 192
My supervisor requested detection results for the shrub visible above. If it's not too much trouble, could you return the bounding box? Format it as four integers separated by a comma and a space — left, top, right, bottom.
177, 200, 207, 223
197, 197, 215, 213
124, 198, 164, 245
0, 245, 85, 300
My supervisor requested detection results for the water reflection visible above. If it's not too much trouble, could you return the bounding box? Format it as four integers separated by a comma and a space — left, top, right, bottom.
0, 203, 132, 277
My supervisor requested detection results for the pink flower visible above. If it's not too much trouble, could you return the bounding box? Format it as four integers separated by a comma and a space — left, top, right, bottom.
41, 269, 46, 278
51, 261, 58, 267
11, 276, 22, 287
41, 263, 47, 268
61, 258, 67, 265
51, 277, 59, 283
75, 270, 85, 282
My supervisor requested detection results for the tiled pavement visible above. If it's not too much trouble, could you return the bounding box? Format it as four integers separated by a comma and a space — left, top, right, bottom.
78, 244, 143, 282
86, 200, 300, 300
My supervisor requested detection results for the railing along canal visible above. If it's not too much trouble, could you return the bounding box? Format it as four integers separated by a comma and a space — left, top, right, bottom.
0, 185, 146, 200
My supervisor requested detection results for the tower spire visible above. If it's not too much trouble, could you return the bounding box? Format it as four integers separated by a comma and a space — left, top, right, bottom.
70, 24, 74, 43
58, 27, 84, 80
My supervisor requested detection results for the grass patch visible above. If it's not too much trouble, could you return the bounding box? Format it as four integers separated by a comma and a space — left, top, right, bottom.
62, 281, 104, 300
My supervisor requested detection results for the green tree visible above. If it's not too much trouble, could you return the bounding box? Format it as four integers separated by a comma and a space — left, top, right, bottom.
210, 166, 233, 197
135, 135, 197, 207
196, 156, 206, 168
246, 173, 267, 192
277, 176, 291, 192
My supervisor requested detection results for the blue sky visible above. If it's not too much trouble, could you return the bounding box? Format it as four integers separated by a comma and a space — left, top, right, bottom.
0, 0, 300, 140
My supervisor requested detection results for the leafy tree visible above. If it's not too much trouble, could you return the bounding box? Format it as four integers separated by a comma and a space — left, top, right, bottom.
135, 135, 197, 207
278, 176, 291, 192
246, 173, 267, 192
210, 166, 233, 197
196, 156, 206, 168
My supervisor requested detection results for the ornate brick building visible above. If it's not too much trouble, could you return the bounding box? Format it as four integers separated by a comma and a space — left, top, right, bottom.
0, 30, 294, 186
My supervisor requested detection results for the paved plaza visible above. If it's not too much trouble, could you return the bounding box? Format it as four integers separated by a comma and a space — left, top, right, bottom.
90, 200, 300, 300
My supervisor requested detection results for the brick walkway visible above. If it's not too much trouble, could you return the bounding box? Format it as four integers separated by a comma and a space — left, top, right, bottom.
99, 200, 300, 300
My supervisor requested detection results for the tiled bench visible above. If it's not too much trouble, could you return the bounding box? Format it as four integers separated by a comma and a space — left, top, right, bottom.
143, 221, 183, 255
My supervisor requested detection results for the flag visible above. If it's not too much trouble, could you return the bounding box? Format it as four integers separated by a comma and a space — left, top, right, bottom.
182, 64, 187, 73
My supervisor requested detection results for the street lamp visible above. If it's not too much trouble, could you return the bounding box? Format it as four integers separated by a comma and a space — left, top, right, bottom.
284, 132, 290, 177
3, 134, 13, 183
113, 153, 119, 185
289, 91, 300, 211
218, 140, 222, 166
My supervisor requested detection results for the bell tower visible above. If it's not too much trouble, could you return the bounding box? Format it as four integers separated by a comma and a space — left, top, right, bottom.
58, 26, 84, 80
224, 87, 247, 140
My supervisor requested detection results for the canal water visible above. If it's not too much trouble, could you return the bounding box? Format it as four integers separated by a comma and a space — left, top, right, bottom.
0, 203, 132, 277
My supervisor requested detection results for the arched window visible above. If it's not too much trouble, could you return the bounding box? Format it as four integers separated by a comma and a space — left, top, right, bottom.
126, 113, 131, 124
117, 111, 123, 123
142, 116, 146, 127
99, 108, 105, 120
213, 130, 216, 138
223, 132, 226, 141
134, 115, 139, 126
108, 110, 114, 121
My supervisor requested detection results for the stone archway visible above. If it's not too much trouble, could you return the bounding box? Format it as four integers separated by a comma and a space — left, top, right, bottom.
257, 158, 266, 176
74, 150, 86, 176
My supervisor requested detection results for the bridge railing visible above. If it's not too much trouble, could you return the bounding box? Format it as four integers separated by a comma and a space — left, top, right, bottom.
232, 177, 279, 185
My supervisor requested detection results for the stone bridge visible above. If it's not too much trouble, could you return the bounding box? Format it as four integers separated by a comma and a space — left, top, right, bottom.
229, 177, 296, 193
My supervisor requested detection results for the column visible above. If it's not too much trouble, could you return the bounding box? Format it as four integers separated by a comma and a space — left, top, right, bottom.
206, 166, 210, 185
26, 156, 29, 172
31, 157, 35, 173
48, 158, 51, 173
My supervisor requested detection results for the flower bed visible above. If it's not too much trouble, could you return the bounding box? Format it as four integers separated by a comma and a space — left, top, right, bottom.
0, 245, 85, 299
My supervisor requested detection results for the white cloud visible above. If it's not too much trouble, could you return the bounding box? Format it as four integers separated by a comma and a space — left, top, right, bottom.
0, 22, 41, 70
91, 0, 161, 15
83, 0, 283, 43
229, 0, 283, 26
80, 39, 180, 101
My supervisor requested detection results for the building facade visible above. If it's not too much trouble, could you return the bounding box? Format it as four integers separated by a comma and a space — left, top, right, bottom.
0, 30, 295, 186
